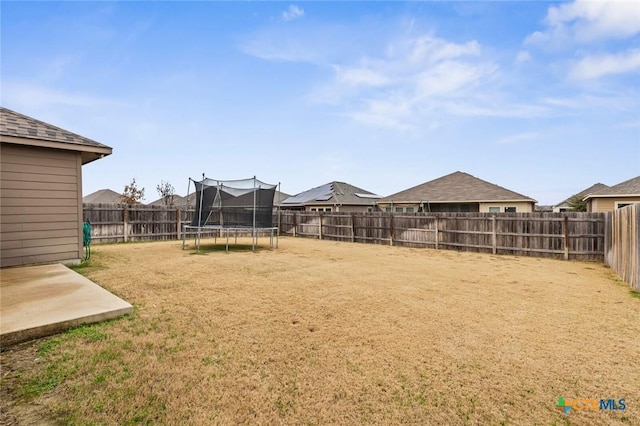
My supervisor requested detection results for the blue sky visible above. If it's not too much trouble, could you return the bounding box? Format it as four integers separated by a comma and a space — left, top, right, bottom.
2, 1, 639, 205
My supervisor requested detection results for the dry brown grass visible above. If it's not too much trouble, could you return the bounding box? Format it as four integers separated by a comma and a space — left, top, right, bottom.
2, 237, 639, 425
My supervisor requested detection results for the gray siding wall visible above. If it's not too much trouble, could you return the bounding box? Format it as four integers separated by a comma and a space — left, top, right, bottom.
1, 143, 83, 267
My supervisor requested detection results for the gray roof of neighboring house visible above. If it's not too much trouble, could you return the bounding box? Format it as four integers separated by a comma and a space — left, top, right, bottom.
584, 175, 640, 199
380, 171, 536, 203
1, 107, 108, 148
273, 190, 291, 206
83, 189, 124, 204
282, 181, 381, 206
148, 195, 187, 206
554, 183, 609, 208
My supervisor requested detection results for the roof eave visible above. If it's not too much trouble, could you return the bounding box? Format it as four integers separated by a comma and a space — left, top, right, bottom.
584, 194, 640, 200
1, 134, 112, 164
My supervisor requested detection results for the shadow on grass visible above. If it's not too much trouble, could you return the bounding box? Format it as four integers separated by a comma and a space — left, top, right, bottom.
188, 244, 272, 254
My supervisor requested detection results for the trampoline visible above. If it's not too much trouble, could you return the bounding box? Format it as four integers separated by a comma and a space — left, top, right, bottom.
182, 175, 279, 252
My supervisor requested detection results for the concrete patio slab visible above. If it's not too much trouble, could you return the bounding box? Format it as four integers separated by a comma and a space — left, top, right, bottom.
1, 263, 133, 347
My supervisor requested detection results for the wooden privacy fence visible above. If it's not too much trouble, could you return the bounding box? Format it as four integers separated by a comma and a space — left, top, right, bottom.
83, 204, 273, 243
84, 204, 639, 288
84, 205, 607, 262
277, 211, 606, 261
83, 203, 184, 243
604, 203, 639, 290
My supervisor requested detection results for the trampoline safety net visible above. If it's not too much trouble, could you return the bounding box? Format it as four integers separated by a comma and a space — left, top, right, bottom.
190, 176, 277, 228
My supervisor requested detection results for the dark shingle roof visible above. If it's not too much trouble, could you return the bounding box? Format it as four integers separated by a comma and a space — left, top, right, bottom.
584, 175, 640, 199
554, 183, 609, 208
380, 171, 536, 203
282, 181, 380, 206
0, 107, 108, 149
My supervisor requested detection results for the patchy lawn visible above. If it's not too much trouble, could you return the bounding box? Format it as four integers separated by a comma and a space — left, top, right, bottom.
2, 237, 639, 425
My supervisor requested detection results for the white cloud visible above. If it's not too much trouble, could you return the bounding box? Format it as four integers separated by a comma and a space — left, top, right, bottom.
443, 100, 549, 119
316, 34, 499, 128
282, 5, 304, 22
570, 48, 640, 80
334, 65, 389, 87
526, 0, 640, 46
347, 97, 415, 131
514, 50, 531, 65
407, 35, 481, 63
414, 61, 491, 98
542, 93, 639, 112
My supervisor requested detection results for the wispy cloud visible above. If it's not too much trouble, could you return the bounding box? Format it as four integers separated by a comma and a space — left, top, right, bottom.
318, 34, 501, 128
526, 0, 640, 47
514, 50, 531, 65
570, 48, 640, 80
542, 92, 639, 112
282, 5, 304, 22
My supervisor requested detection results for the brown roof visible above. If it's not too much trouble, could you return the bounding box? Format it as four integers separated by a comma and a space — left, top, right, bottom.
83, 189, 124, 204
584, 175, 640, 199
554, 183, 609, 208
380, 171, 536, 203
0, 107, 111, 164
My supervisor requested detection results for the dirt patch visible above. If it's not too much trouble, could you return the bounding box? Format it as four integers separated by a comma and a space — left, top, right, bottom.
2, 237, 639, 424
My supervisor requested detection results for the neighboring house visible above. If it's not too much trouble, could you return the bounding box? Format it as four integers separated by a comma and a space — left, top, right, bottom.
1, 107, 112, 267
378, 171, 536, 213
273, 190, 291, 208
584, 175, 640, 212
552, 183, 609, 212
148, 194, 186, 207
536, 205, 553, 212
83, 188, 124, 204
281, 181, 381, 212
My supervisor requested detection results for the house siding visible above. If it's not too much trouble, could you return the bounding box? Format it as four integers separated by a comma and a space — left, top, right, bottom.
479, 202, 535, 213
589, 197, 640, 212
0, 143, 83, 267
378, 201, 534, 213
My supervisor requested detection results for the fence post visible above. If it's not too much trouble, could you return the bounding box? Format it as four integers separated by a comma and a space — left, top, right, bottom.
434, 216, 439, 250
389, 213, 394, 246
278, 208, 282, 234
293, 212, 297, 237
123, 204, 129, 242
176, 207, 182, 239
563, 215, 570, 260
492, 216, 497, 255
319, 212, 323, 240
351, 213, 355, 242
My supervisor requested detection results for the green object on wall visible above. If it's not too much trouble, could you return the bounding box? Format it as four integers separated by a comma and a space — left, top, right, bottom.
82, 221, 92, 260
